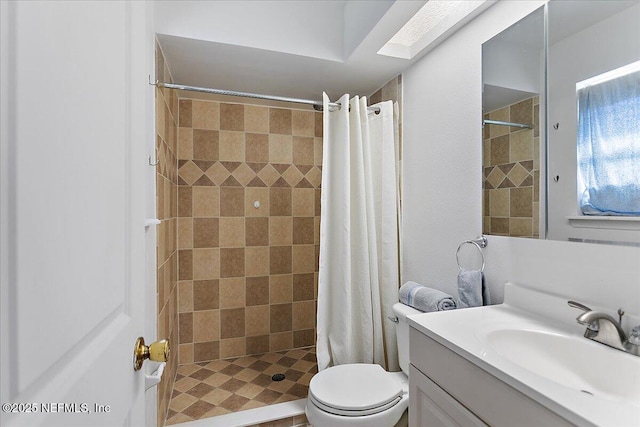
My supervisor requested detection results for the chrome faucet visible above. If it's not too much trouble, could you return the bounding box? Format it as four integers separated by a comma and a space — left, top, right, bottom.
568, 301, 640, 356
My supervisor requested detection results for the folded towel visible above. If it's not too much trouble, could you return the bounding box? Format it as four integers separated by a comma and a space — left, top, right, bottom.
457, 270, 488, 308
399, 281, 457, 312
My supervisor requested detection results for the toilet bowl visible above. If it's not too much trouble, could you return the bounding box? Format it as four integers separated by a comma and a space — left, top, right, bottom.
306, 302, 419, 427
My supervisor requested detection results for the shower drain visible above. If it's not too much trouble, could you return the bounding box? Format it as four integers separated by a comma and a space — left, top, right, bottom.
271, 373, 286, 382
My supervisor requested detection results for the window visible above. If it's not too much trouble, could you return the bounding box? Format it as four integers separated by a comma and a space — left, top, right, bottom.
577, 61, 640, 215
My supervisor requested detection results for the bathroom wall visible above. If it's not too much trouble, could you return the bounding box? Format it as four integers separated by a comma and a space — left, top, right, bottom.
176, 98, 322, 364
155, 43, 180, 426
401, 0, 640, 312
483, 96, 540, 238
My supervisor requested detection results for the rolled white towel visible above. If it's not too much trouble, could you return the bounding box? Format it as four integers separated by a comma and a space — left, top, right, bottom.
399, 281, 457, 312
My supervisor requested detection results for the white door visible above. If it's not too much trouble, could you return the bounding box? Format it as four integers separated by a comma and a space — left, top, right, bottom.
1, 1, 154, 426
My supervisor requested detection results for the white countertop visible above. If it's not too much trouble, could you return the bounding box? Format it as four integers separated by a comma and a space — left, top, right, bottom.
407, 283, 640, 427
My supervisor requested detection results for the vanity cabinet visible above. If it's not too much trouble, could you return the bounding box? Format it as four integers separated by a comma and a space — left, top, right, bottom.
408, 327, 573, 427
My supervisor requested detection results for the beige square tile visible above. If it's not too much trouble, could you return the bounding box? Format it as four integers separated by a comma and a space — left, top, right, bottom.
236, 382, 264, 399
219, 131, 245, 162
510, 129, 533, 162
489, 107, 509, 138
245, 187, 270, 217
245, 305, 270, 336
489, 188, 510, 217
192, 100, 220, 130
178, 128, 193, 160
202, 359, 230, 371
257, 164, 280, 187
193, 186, 219, 217
293, 136, 315, 165
178, 343, 194, 364
193, 310, 220, 342
305, 166, 322, 188
282, 165, 304, 187
178, 280, 193, 313
245, 105, 269, 133
205, 162, 231, 186
219, 277, 246, 309
177, 363, 201, 376
269, 134, 293, 164
202, 372, 232, 388
270, 217, 292, 246
292, 110, 314, 137
219, 217, 245, 247
270, 274, 292, 304
178, 218, 193, 249
292, 188, 314, 216
201, 388, 233, 406
220, 337, 246, 359
173, 376, 200, 393
192, 248, 219, 280
510, 218, 533, 237
232, 163, 255, 187
292, 300, 315, 330
292, 245, 316, 274
245, 247, 270, 277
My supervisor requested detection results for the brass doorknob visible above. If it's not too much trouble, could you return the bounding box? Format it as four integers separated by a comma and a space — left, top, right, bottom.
133, 337, 169, 371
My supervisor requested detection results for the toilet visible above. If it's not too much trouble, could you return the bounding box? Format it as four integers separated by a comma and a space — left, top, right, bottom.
306, 302, 420, 427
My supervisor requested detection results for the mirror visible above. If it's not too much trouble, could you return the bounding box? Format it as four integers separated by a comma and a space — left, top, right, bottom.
547, 0, 640, 245
482, 1, 640, 245
482, 6, 544, 239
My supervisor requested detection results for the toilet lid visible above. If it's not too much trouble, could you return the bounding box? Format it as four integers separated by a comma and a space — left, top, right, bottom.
308, 364, 403, 415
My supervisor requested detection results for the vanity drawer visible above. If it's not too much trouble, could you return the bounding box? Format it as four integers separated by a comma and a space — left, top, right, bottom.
409, 364, 488, 427
409, 328, 574, 427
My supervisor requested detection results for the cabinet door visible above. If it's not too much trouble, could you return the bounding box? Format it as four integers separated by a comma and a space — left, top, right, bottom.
409, 365, 488, 427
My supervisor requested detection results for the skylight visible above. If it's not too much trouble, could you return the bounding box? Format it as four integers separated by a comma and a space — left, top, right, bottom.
378, 0, 495, 59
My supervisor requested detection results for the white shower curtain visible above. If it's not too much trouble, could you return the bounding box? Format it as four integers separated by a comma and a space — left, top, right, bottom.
316, 93, 401, 372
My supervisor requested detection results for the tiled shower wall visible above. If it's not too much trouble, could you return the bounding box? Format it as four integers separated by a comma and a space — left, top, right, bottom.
155, 44, 180, 426
482, 96, 540, 238
176, 99, 322, 364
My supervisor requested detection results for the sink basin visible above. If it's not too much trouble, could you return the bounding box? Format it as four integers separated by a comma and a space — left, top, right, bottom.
484, 328, 640, 403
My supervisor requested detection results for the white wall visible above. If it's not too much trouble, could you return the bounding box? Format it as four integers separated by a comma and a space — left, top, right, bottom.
154, 0, 346, 61
547, 2, 640, 243
401, 0, 640, 315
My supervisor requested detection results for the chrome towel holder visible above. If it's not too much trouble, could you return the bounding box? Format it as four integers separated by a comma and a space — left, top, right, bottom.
456, 235, 487, 272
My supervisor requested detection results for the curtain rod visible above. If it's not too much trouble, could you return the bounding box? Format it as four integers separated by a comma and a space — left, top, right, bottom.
483, 119, 533, 129
152, 80, 380, 113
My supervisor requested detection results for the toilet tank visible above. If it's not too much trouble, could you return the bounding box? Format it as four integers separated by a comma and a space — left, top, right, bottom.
392, 302, 421, 374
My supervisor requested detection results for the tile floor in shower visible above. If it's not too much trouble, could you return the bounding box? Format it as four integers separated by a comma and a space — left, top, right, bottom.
165, 347, 317, 425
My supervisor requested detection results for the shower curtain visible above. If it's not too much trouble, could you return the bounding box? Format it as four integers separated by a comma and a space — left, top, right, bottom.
316, 93, 401, 372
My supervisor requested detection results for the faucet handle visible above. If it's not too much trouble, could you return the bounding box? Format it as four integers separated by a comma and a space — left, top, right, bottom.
568, 300, 598, 332
568, 300, 592, 312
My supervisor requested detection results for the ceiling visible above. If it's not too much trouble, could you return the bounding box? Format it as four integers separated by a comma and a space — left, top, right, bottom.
154, 0, 447, 102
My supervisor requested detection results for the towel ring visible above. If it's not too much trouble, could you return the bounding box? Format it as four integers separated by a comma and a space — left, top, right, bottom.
456, 240, 485, 272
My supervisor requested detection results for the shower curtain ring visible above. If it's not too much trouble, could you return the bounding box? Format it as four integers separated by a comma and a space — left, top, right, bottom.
149, 155, 159, 167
